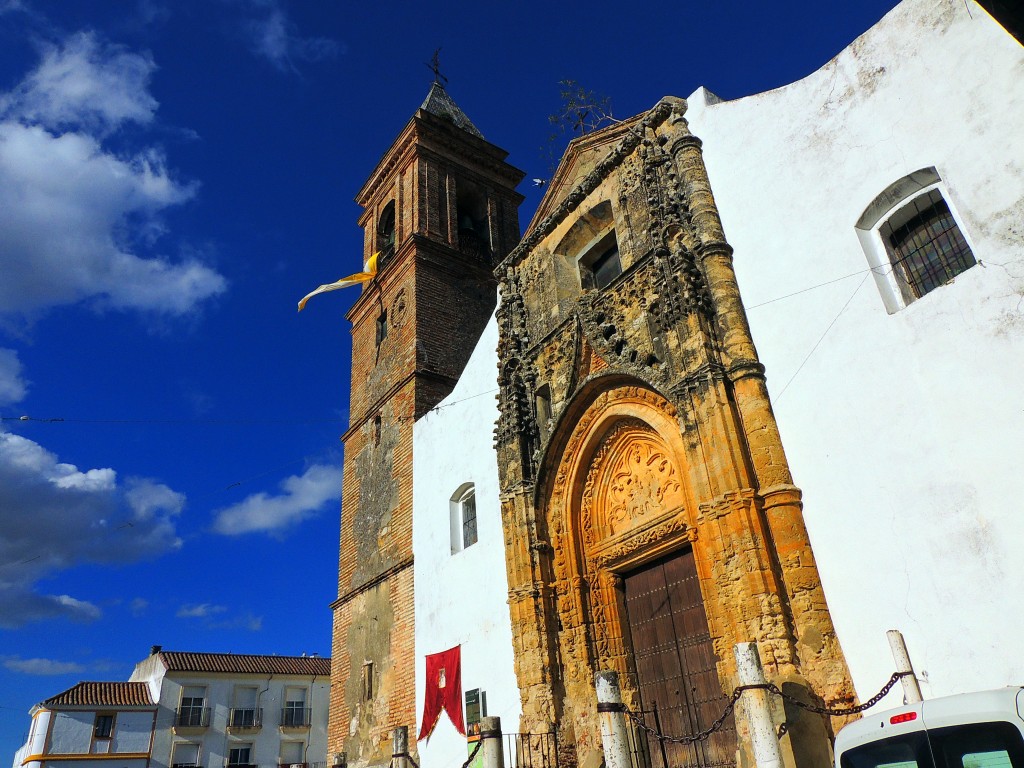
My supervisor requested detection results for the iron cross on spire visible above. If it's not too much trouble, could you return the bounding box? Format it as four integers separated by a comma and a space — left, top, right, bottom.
426, 48, 448, 87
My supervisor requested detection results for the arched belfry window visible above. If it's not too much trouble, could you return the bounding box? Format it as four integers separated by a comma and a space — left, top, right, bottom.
856, 168, 976, 312
449, 483, 477, 554
455, 184, 490, 261
377, 202, 396, 266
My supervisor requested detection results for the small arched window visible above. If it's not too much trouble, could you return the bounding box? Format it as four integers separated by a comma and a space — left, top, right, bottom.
449, 483, 477, 554
856, 168, 976, 312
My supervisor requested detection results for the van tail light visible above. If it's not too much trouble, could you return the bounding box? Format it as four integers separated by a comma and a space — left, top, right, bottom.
890, 712, 918, 724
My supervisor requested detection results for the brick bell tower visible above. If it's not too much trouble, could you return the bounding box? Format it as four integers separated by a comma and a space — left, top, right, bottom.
328, 82, 524, 765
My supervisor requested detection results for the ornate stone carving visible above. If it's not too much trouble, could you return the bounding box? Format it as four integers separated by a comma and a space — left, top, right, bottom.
495, 267, 542, 486
580, 419, 685, 541
589, 513, 694, 570
495, 97, 856, 768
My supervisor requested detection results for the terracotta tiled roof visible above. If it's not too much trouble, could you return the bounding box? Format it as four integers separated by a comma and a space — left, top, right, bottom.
43, 682, 154, 708
157, 652, 330, 676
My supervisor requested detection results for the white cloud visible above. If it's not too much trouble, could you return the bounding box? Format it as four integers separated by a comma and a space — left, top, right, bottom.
126, 478, 185, 520
244, 4, 341, 72
3, 656, 87, 675
0, 348, 28, 404
129, 597, 149, 616
0, 0, 26, 16
0, 32, 227, 317
0, 32, 157, 134
0, 429, 184, 628
212, 463, 341, 536
176, 602, 227, 618
209, 611, 263, 632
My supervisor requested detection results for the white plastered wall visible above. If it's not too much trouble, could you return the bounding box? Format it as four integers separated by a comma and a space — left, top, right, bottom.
684, 0, 1024, 707
413, 313, 520, 768
47, 714, 93, 755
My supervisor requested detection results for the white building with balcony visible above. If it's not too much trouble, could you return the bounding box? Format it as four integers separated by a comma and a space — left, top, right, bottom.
11, 650, 331, 768
128, 648, 331, 768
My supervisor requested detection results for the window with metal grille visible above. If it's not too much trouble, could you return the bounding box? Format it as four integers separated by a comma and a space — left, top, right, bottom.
461, 490, 477, 549
881, 188, 975, 301
449, 483, 478, 553
283, 687, 309, 726
177, 687, 209, 727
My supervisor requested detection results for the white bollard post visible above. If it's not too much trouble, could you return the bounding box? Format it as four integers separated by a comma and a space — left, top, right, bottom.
886, 630, 923, 704
734, 642, 784, 768
595, 671, 632, 768
480, 716, 504, 768
393, 727, 409, 768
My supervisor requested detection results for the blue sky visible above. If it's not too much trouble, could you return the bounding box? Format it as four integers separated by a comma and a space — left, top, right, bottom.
0, 0, 899, 757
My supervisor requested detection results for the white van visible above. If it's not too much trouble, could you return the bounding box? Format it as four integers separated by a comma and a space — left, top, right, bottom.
835, 687, 1024, 767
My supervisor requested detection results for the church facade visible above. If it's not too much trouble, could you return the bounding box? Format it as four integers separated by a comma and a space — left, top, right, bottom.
331, 1, 1024, 767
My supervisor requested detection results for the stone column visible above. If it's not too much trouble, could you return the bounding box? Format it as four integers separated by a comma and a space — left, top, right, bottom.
669, 115, 857, 752
500, 492, 559, 734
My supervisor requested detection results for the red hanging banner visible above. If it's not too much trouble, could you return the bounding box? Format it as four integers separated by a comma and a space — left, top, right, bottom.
417, 645, 466, 741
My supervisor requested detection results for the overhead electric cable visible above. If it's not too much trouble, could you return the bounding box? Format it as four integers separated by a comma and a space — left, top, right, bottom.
745, 267, 879, 310
775, 272, 871, 402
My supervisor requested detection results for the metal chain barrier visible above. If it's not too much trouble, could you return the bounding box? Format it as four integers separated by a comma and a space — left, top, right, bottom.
624, 670, 915, 744
459, 738, 483, 768
764, 670, 914, 718
626, 687, 745, 745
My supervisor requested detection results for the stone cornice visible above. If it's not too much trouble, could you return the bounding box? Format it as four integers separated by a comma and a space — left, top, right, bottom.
330, 555, 414, 609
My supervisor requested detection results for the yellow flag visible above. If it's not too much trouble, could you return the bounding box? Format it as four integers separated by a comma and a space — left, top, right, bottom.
298, 252, 380, 312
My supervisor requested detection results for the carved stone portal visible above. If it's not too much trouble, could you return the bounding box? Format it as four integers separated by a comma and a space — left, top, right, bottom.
538, 386, 704, 761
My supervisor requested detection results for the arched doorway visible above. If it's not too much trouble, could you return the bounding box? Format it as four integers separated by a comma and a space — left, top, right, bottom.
540, 384, 736, 767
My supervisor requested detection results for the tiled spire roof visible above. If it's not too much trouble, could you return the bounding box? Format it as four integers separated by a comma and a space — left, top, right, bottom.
419, 82, 484, 139
43, 682, 154, 708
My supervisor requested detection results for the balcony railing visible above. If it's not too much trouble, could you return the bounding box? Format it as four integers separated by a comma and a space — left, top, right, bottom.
228, 708, 263, 729
172, 763, 199, 768
175, 706, 211, 728
280, 707, 312, 727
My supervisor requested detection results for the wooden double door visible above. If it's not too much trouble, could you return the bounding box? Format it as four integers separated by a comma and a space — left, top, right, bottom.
622, 549, 737, 768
